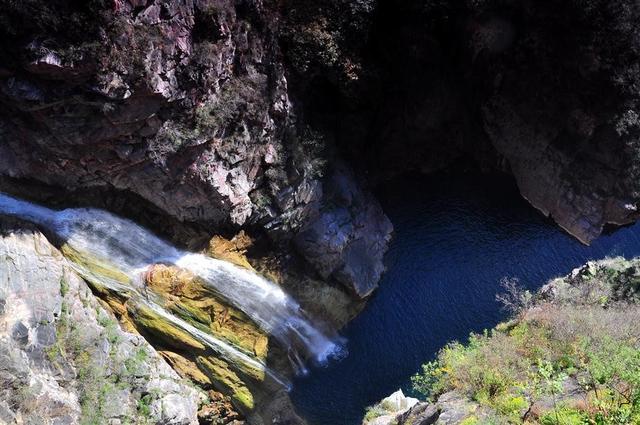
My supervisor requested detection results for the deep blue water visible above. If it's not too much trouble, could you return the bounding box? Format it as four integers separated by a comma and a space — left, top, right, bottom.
290, 174, 640, 425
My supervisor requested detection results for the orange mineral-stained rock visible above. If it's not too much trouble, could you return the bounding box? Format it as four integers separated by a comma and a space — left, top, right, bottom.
145, 264, 270, 359
207, 231, 254, 270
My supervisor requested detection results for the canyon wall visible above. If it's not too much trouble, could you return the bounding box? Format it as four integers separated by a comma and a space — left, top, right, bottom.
1, 0, 639, 295
1, 1, 640, 422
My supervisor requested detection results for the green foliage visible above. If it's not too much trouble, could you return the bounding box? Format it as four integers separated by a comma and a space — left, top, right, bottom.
124, 347, 149, 376
460, 417, 479, 425
59, 275, 69, 297
494, 394, 528, 419
46, 301, 82, 363
194, 78, 262, 138
363, 399, 399, 422
45, 302, 150, 424
411, 360, 444, 401
531, 359, 567, 400
539, 407, 588, 425
580, 336, 640, 422
97, 312, 121, 345
137, 394, 153, 419
410, 288, 640, 424
363, 404, 390, 422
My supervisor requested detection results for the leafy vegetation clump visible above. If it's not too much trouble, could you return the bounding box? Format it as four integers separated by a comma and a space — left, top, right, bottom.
363, 399, 398, 422
411, 259, 640, 424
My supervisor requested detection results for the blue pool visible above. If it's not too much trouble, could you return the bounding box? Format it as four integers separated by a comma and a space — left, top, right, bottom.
291, 174, 640, 425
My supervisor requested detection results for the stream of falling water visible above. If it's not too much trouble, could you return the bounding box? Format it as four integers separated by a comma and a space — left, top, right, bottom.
0, 192, 345, 382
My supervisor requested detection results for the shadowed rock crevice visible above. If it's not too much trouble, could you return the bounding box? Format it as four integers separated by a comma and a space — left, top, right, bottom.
280, 0, 640, 244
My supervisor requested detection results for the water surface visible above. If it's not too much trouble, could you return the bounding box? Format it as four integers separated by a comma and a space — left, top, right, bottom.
291, 174, 640, 425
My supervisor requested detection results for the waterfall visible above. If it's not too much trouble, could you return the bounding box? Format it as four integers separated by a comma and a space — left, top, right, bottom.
144, 300, 292, 389
0, 192, 345, 376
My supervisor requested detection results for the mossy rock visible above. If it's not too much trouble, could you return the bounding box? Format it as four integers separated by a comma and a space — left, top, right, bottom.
61, 244, 131, 285
197, 355, 255, 413
145, 264, 269, 359
127, 301, 206, 352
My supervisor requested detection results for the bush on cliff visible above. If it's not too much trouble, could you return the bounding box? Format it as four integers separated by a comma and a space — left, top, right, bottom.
411, 258, 640, 424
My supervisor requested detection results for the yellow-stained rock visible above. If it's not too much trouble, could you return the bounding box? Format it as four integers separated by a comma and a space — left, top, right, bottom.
145, 264, 269, 359
197, 355, 255, 412
159, 350, 212, 387
127, 301, 206, 351
58, 243, 291, 423
61, 244, 131, 284
207, 231, 254, 270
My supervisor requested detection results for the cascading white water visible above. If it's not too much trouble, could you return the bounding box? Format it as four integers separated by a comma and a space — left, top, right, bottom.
144, 301, 292, 389
0, 192, 345, 375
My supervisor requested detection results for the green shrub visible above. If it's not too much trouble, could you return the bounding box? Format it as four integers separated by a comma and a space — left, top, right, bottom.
408, 263, 640, 425
363, 404, 387, 421
411, 360, 444, 400
540, 407, 589, 425
124, 347, 148, 376
460, 416, 479, 425
494, 394, 528, 419
137, 393, 153, 419
59, 276, 69, 296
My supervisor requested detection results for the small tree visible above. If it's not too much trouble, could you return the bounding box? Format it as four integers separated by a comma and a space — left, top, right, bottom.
411, 360, 445, 401
496, 277, 533, 317
531, 359, 567, 424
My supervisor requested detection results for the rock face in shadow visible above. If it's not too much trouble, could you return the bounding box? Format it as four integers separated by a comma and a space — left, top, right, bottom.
281, 0, 640, 244
0, 218, 201, 424
475, 1, 640, 243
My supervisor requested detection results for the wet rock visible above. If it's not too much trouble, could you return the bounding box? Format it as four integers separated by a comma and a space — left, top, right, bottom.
63, 242, 300, 424
294, 165, 393, 298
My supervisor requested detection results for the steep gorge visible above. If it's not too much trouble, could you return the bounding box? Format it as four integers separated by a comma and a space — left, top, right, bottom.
1, 1, 639, 304
282, 0, 640, 244
0, 0, 640, 423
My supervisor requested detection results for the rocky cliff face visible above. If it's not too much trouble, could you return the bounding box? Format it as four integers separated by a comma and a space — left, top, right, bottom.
0, 0, 392, 300
0, 218, 201, 424
0, 0, 639, 296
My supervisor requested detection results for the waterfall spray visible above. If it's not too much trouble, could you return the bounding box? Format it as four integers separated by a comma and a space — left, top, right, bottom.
0, 192, 346, 376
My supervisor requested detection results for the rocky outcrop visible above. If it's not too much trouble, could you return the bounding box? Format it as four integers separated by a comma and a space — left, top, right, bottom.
292, 164, 392, 298
362, 389, 419, 425
0, 218, 201, 424
59, 229, 305, 424
476, 1, 640, 243
1, 0, 639, 298
365, 390, 496, 425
